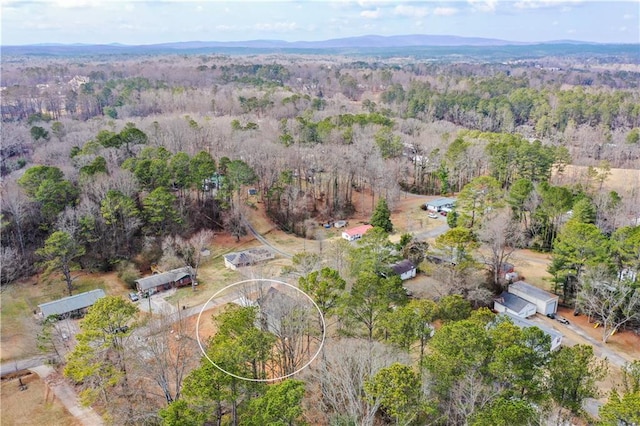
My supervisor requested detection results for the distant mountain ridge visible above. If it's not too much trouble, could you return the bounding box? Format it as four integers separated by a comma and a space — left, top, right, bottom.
151, 34, 531, 49
5, 34, 634, 61
8, 34, 605, 49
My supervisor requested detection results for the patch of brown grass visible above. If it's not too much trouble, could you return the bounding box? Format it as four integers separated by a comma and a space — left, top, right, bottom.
0, 372, 80, 426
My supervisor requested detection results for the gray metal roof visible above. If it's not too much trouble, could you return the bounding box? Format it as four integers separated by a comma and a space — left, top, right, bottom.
494, 291, 535, 315
426, 197, 456, 208
135, 266, 193, 291
38, 289, 106, 317
509, 281, 558, 302
498, 312, 563, 342
224, 248, 274, 267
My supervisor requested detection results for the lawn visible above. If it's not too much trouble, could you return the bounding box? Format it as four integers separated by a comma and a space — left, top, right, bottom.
0, 372, 80, 426
0, 273, 128, 363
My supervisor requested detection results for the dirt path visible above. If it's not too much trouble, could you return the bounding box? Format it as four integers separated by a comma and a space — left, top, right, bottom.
29, 365, 104, 426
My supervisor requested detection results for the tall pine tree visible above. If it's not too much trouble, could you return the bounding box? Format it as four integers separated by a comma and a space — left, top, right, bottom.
371, 198, 393, 232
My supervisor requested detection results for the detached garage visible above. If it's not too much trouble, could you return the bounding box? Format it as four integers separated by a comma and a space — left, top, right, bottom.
508, 281, 558, 315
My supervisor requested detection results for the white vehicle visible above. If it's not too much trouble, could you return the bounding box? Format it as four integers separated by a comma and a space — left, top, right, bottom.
428, 213, 439, 219
334, 220, 347, 228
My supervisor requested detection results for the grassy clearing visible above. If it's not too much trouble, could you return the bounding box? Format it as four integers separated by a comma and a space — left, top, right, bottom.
0, 273, 128, 363
165, 256, 243, 307
0, 373, 80, 426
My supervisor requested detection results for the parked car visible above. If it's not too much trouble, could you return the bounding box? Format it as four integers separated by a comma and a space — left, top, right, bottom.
428, 213, 439, 219
557, 317, 570, 325
129, 292, 139, 302
334, 220, 347, 228
546, 313, 556, 319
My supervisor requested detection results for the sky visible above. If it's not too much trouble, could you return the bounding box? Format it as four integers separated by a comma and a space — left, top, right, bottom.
1, 0, 639, 46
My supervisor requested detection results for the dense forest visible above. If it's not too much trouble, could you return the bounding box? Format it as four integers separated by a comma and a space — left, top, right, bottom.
1, 49, 639, 425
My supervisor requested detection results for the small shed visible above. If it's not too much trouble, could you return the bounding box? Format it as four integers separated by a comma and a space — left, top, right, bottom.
342, 224, 373, 242
390, 259, 417, 281
38, 289, 106, 319
493, 291, 537, 318
425, 197, 456, 213
135, 266, 194, 294
508, 281, 558, 315
223, 247, 275, 270
498, 312, 563, 351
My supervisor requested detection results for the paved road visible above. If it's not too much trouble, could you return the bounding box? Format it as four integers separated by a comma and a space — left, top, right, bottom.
412, 222, 450, 241
0, 355, 47, 377
244, 220, 293, 259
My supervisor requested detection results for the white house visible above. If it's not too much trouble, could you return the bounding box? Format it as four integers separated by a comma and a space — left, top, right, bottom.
342, 224, 373, 242
494, 291, 537, 318
425, 197, 456, 213
508, 281, 559, 315
498, 312, 563, 351
390, 259, 417, 281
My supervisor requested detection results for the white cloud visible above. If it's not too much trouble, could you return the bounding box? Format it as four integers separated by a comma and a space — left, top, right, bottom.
53, 0, 102, 8
254, 22, 299, 32
215, 24, 237, 31
360, 8, 381, 19
468, 0, 498, 12
393, 5, 429, 18
623, 14, 634, 20
619, 26, 627, 32
434, 7, 458, 16
514, 0, 583, 10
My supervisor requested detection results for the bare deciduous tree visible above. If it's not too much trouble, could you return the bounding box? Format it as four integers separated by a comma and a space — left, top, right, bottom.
305, 338, 410, 426
131, 310, 198, 404
577, 268, 640, 343
478, 209, 525, 291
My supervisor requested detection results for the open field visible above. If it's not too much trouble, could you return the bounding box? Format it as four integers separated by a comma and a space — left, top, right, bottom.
553, 164, 640, 197
0, 372, 80, 426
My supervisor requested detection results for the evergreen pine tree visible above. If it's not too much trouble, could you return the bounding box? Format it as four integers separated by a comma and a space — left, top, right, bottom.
371, 198, 393, 232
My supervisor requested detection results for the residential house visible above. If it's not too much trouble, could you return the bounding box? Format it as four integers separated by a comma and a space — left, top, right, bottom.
223, 247, 275, 270
38, 289, 106, 319
493, 291, 537, 318
342, 224, 373, 242
508, 281, 559, 315
390, 259, 417, 281
135, 266, 194, 294
425, 197, 456, 213
498, 312, 563, 351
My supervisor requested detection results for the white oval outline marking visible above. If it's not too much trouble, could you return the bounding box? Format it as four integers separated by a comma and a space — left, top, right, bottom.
195, 278, 326, 382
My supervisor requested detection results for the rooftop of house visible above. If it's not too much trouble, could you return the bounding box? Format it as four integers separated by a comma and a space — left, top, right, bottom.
224, 247, 275, 266
498, 312, 563, 342
38, 289, 106, 318
495, 291, 535, 314
135, 266, 193, 291
509, 281, 558, 302
391, 259, 416, 275
343, 224, 373, 236
426, 197, 457, 207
